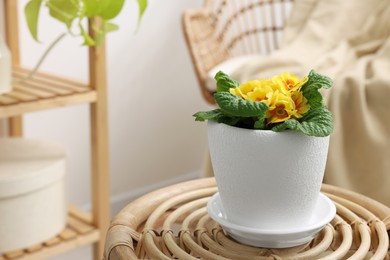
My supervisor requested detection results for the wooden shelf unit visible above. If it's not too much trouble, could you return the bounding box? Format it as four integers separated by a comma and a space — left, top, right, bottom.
1, 0, 111, 259
0, 206, 100, 260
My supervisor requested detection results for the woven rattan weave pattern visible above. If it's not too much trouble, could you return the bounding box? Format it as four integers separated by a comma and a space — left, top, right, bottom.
104, 178, 390, 260
182, 0, 295, 104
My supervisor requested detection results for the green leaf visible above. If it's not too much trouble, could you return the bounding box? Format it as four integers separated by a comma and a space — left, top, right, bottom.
91, 22, 105, 46
79, 22, 95, 46
272, 107, 333, 137
300, 70, 333, 110
217, 116, 240, 126
193, 109, 240, 125
25, 0, 42, 41
90, 21, 118, 46
46, 0, 80, 29
215, 92, 268, 118
99, 0, 125, 19
254, 116, 266, 130
215, 71, 240, 92
136, 0, 148, 27
83, 0, 111, 15
82, 0, 99, 17
303, 88, 324, 110
301, 70, 333, 93
193, 109, 223, 122
103, 22, 119, 32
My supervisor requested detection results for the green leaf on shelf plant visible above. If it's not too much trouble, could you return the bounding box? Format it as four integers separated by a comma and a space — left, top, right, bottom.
18, 0, 148, 84
24, 0, 148, 46
24, 0, 42, 41
193, 70, 334, 137
46, 0, 79, 29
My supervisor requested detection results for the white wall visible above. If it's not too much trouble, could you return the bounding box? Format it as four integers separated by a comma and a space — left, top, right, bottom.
2, 0, 212, 208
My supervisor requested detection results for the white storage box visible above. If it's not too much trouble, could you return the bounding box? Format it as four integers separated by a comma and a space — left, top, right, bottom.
0, 138, 66, 253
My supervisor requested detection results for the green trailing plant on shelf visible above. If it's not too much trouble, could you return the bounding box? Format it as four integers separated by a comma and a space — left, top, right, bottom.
17, 0, 148, 82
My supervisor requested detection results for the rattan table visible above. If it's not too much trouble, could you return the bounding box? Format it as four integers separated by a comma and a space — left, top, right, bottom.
104, 178, 390, 260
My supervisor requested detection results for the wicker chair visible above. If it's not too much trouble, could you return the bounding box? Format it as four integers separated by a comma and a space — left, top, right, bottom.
182, 0, 294, 104
183, 0, 295, 177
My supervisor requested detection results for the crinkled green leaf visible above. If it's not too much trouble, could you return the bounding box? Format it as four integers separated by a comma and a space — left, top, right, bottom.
254, 116, 266, 130
25, 0, 42, 41
46, 0, 80, 29
303, 89, 324, 110
301, 70, 333, 93
301, 70, 333, 110
193, 109, 223, 122
217, 116, 241, 126
193, 109, 240, 125
215, 92, 268, 118
215, 71, 240, 92
272, 107, 333, 137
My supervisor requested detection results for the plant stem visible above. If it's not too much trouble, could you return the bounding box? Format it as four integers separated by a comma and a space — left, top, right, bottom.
13, 33, 67, 84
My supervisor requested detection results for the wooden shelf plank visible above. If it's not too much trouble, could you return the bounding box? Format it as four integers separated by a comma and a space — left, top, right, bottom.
0, 95, 18, 106
14, 85, 56, 98
59, 229, 78, 241
43, 237, 62, 247
12, 70, 90, 93
14, 67, 88, 88
25, 245, 43, 254
0, 67, 97, 118
5, 90, 38, 102
1, 206, 100, 260
0, 91, 97, 118
3, 251, 24, 259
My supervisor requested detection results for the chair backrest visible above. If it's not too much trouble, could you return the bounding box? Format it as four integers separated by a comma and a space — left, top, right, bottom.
183, 0, 294, 104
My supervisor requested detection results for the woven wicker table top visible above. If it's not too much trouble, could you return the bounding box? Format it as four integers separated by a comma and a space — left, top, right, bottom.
104, 178, 390, 260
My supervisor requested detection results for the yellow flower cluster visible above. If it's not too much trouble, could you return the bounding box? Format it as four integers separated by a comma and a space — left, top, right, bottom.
229, 72, 310, 124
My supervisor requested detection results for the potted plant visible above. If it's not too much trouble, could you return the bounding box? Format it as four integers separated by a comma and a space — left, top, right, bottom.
15, 0, 147, 82
194, 70, 335, 248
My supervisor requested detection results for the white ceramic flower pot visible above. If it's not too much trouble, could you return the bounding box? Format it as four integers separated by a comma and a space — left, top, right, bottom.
207, 121, 330, 230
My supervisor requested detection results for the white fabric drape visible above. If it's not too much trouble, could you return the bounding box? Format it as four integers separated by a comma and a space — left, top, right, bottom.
231, 0, 390, 206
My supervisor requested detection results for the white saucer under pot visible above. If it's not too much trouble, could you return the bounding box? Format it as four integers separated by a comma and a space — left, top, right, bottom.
207, 192, 336, 248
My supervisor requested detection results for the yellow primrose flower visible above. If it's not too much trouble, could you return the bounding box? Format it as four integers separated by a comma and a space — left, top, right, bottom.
246, 85, 274, 105
229, 72, 311, 125
272, 72, 308, 93
266, 90, 296, 124
229, 80, 258, 100
230, 79, 274, 104
291, 91, 310, 118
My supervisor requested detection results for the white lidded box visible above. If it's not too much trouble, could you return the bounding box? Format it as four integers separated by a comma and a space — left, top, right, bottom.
0, 138, 66, 253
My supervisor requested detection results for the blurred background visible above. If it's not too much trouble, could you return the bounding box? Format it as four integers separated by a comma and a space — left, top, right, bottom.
0, 0, 211, 258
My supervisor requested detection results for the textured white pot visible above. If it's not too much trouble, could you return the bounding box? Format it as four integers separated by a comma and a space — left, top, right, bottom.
207, 121, 330, 229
